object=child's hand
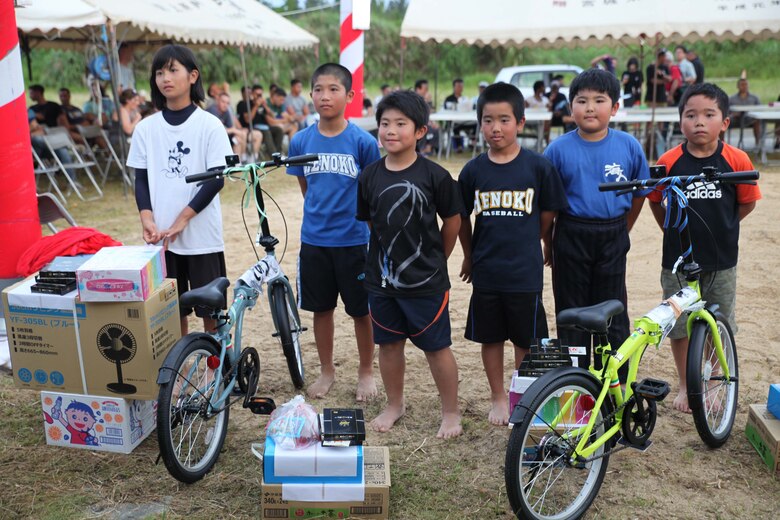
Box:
[543,242,553,267]
[459,257,472,283]
[140,213,160,244]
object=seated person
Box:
[83,83,117,129]
[266,88,297,145]
[28,84,64,128]
[525,80,549,109]
[283,78,312,129]
[29,109,76,181]
[237,84,285,156]
[119,89,142,138]
[57,87,87,145]
[728,78,761,146]
[206,92,263,161]
[444,78,476,153]
[414,78,439,155]
[548,83,575,133]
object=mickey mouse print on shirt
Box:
[163,140,191,178]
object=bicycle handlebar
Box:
[185,153,320,183]
[598,170,759,192]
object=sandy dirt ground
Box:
[1,159,779,519]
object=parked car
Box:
[494,64,583,102]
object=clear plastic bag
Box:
[265,395,320,450]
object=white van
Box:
[494,64,583,101]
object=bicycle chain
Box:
[561,394,636,464]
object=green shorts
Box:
[660,266,737,339]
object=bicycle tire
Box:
[271,283,304,389]
[687,311,738,448]
[505,369,612,520]
[157,338,230,483]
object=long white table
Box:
[747,110,780,164]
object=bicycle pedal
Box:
[634,378,670,402]
[618,437,653,452]
[245,396,276,415]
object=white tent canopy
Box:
[16,0,318,50]
[401,0,780,47]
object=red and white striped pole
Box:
[340,0,370,119]
[0,2,40,279]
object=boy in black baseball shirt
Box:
[357,91,464,439]
[459,83,568,425]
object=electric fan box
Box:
[40,391,157,454]
[78,279,180,400]
[2,276,86,393]
[76,245,166,302]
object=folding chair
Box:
[38,192,77,233]
[41,130,104,201]
[77,124,131,188]
[32,147,67,205]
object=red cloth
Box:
[15,226,122,276]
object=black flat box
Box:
[319,408,366,446]
[30,280,77,295]
[38,254,93,280]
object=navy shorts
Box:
[465,288,548,348]
[165,250,227,318]
[297,243,368,317]
[368,291,451,352]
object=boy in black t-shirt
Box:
[357,90,464,439]
[459,83,568,425]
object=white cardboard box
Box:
[262,436,363,484]
[77,245,166,302]
[41,391,156,454]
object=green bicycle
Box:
[156,153,317,483]
[504,167,759,519]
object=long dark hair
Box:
[149,44,205,110]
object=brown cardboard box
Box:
[745,404,780,477]
[3,277,180,399]
[3,276,86,393]
[260,446,391,520]
[79,279,180,400]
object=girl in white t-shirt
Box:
[127,44,233,335]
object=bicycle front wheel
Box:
[157,338,230,483]
[687,311,738,448]
[505,370,612,520]
[271,283,305,389]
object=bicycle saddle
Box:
[556,300,625,334]
[179,277,230,310]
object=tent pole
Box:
[239,44,256,161]
[399,37,405,89]
[19,32,32,81]
[105,20,129,197]
[433,43,439,111]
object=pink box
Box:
[509,371,536,413]
[77,246,166,302]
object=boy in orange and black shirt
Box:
[648,83,761,413]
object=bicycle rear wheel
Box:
[505,370,612,520]
[271,283,304,389]
[687,311,738,448]
[157,338,230,483]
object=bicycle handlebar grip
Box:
[185,170,224,183]
[284,153,319,166]
[718,170,759,183]
[598,180,639,192]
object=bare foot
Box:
[356,373,378,402]
[673,391,692,414]
[307,372,335,399]
[437,412,463,439]
[370,404,405,433]
[489,397,510,426]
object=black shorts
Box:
[297,243,368,317]
[165,250,227,318]
[465,288,548,348]
[368,291,451,352]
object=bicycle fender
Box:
[509,366,599,424]
[156,333,220,385]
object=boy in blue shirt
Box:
[459,83,568,425]
[287,63,382,401]
[357,91,464,438]
[543,69,650,380]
